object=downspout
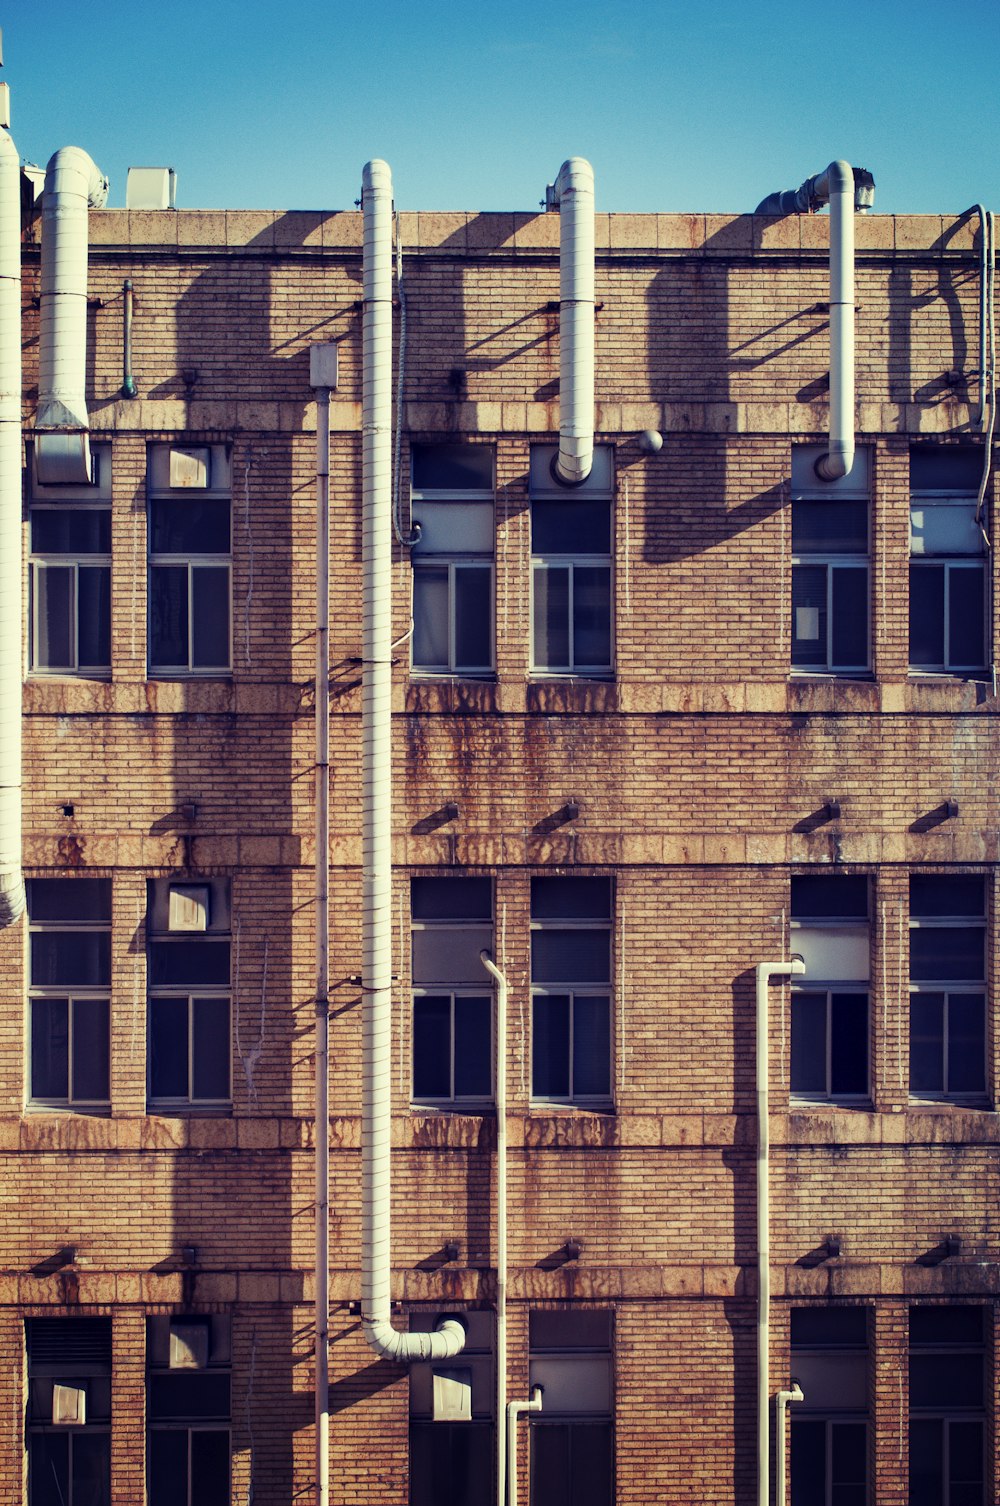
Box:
[775,1382,804,1506]
[360,158,464,1364]
[480,952,508,1506]
[546,158,595,486]
[755,957,805,1506]
[0,124,23,927]
[507,1387,543,1506]
[755,162,875,481]
[35,147,108,484]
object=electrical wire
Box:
[392,217,419,548]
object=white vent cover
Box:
[169,1320,210,1370]
[126,167,177,210]
[169,446,210,489]
[432,1367,473,1422]
[168,885,210,932]
[52,1384,86,1425]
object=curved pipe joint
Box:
[548,158,595,485]
[508,1387,544,1506]
[360,159,466,1366]
[0,129,24,927]
[776,1383,805,1506]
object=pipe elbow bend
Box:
[363,1315,466,1363]
[362,159,393,196]
[555,157,595,201]
[825,159,854,197]
[814,439,854,482]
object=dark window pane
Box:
[29,1433,69,1506]
[150,565,188,667]
[413,996,451,1099]
[32,508,110,554]
[412,567,449,668]
[908,1416,943,1506]
[910,1307,984,1345]
[949,1420,984,1490]
[78,566,111,668]
[410,1421,494,1506]
[149,998,189,1099]
[149,940,230,987]
[573,996,610,1097]
[532,929,610,984]
[148,1372,231,1420]
[529,1311,612,1348]
[532,878,612,921]
[791,876,868,920]
[190,1430,231,1506]
[191,998,230,1100]
[148,1431,188,1506]
[573,566,612,667]
[28,880,112,924]
[453,995,492,1097]
[949,565,985,668]
[34,564,74,668]
[533,995,570,1098]
[791,996,826,1095]
[454,566,492,670]
[792,499,868,553]
[910,994,944,1093]
[830,566,868,667]
[534,564,570,668]
[150,497,230,554]
[30,998,69,1099]
[948,996,986,1094]
[412,878,492,922]
[791,1419,826,1505]
[791,564,827,667]
[910,876,985,918]
[831,1421,867,1487]
[412,444,494,491]
[910,1353,983,1409]
[532,500,610,554]
[910,564,946,666]
[532,1424,572,1506]
[910,927,984,981]
[191,567,230,669]
[72,997,110,1101]
[830,992,868,1096]
[31,932,111,987]
[72,1433,110,1506]
[569,1422,614,1506]
[910,448,983,490]
[791,1308,868,1347]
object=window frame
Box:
[26,880,112,1112]
[27,444,112,680]
[146,1315,231,1506]
[790,876,871,1106]
[147,444,232,678]
[789,446,871,678]
[530,878,613,1108]
[909,453,989,677]
[529,444,615,680]
[409,446,495,678]
[27,1318,112,1506]
[410,877,494,1109]
[147,880,232,1113]
[909,878,988,1105]
[908,1307,986,1506]
[790,1308,869,1506]
[528,1310,614,1506]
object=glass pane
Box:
[532,929,610,984]
[410,502,493,556]
[573,566,612,667]
[149,1431,188,1506]
[412,878,492,922]
[573,996,611,1097]
[531,1424,571,1506]
[910,876,985,918]
[149,940,230,987]
[532,500,610,554]
[949,1420,984,1489]
[29,1433,69,1506]
[909,564,946,666]
[150,565,189,668]
[78,566,111,669]
[72,997,110,1101]
[910,927,984,981]
[569,1423,614,1506]
[533,995,570,1098]
[410,1421,494,1506]
[910,448,982,491]
[191,998,230,1100]
[190,1430,230,1506]
[790,995,826,1095]
[29,879,112,924]
[72,1432,110,1506]
[413,996,452,1099]
[910,994,944,1093]
[148,1372,231,1420]
[453,996,492,1097]
[35,564,74,668]
[792,499,868,552]
[31,932,111,987]
[533,564,570,668]
[412,926,493,985]
[831,1421,867,1486]
[149,997,189,1099]
[31,998,69,1099]
[830,566,868,668]
[454,566,492,670]
[791,564,827,667]
[830,992,868,1095]
[911,502,983,555]
[791,1308,868,1346]
[150,497,230,554]
[529,1311,612,1348]
[531,877,612,920]
[948,995,986,1094]
[412,444,494,491]
[791,876,869,920]
[32,508,111,554]
[413,567,450,669]
[908,1417,943,1506]
[790,1419,826,1505]
[910,1307,983,1344]
[191,568,230,670]
[910,1353,984,1409]
[949,564,986,668]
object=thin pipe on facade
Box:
[547,158,595,486]
[755,957,805,1506]
[480,951,508,1506]
[360,158,464,1364]
[121,280,137,399]
[968,205,996,542]
[507,1387,543,1506]
[0,124,23,928]
[775,1382,804,1506]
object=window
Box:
[531,877,612,1104]
[27,1317,111,1506]
[530,445,614,676]
[791,445,870,674]
[910,448,987,674]
[909,876,987,1103]
[147,1315,231,1506]
[410,1311,494,1506]
[412,877,493,1105]
[790,875,870,1102]
[529,1311,613,1506]
[148,444,231,674]
[147,878,231,1109]
[909,1307,985,1506]
[790,1308,868,1506]
[28,442,111,677]
[410,444,494,675]
[27,879,111,1109]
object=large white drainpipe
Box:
[0,126,23,928]
[35,147,108,485]
[480,952,508,1506]
[756,957,805,1506]
[360,158,464,1364]
[547,158,595,486]
[755,162,875,482]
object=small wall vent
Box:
[169,1319,210,1370]
[168,884,210,932]
[168,445,210,489]
[52,1384,86,1425]
[126,167,177,210]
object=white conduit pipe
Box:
[507,1387,543,1506]
[815,162,855,481]
[360,159,464,1364]
[775,1382,804,1506]
[550,158,595,486]
[756,957,805,1506]
[0,127,24,928]
[480,952,508,1506]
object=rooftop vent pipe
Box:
[756,162,874,482]
[360,158,464,1365]
[35,147,108,485]
[0,125,24,927]
[545,157,595,486]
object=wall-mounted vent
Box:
[52,1384,86,1425]
[126,167,177,210]
[168,446,210,489]
[168,884,210,933]
[432,1367,473,1421]
[169,1319,210,1370]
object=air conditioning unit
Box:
[52,1384,86,1425]
[169,446,210,489]
[169,1320,210,1370]
[432,1367,473,1422]
[168,885,210,932]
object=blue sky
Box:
[6,0,999,214]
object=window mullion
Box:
[447,562,457,673]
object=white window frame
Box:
[147,879,231,1112]
[909,883,987,1104]
[27,884,111,1111]
[27,443,112,680]
[790,877,871,1106]
[147,444,232,677]
[790,446,871,677]
[909,462,989,676]
[410,879,494,1108]
[530,554,614,676]
[410,450,495,678]
[411,559,494,676]
[790,554,870,674]
[147,986,232,1110]
[789,985,870,1103]
[530,881,613,1108]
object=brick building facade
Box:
[0,173,997,1505]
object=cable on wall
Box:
[392,219,418,549]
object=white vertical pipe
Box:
[756,957,805,1506]
[814,161,855,481]
[775,1383,804,1506]
[551,158,595,486]
[0,127,23,928]
[313,377,331,1506]
[480,952,508,1506]
[360,159,463,1364]
[36,147,107,436]
[507,1388,543,1506]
